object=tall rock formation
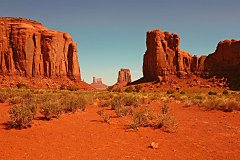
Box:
[90,77,108,90]
[142,29,240,89]
[0,17,81,80]
[118,69,131,84]
[143,29,205,80]
[205,39,240,89]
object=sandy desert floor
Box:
[1,99,240,160]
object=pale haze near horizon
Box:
[0,0,240,85]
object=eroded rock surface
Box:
[142,29,239,89]
[143,29,203,80]
[90,77,108,90]
[0,17,81,80]
[205,39,240,89]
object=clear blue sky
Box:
[1,0,240,85]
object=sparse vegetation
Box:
[67,85,79,91]
[180,91,185,94]
[135,85,143,92]
[17,83,29,89]
[208,91,217,95]
[40,102,63,120]
[8,105,36,129]
[167,90,174,94]
[223,90,229,95]
[97,109,110,124]
[125,87,134,93]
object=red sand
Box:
[0,101,240,160]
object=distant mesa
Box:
[114,68,131,87]
[90,77,108,90]
[0,17,93,90]
[141,29,240,89]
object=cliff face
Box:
[142,29,240,89]
[118,69,131,84]
[143,29,205,80]
[205,39,240,89]
[0,17,81,80]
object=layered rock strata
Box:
[0,17,81,80]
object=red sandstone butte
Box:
[143,29,205,80]
[90,77,108,90]
[0,17,81,80]
[118,69,131,83]
[205,39,240,89]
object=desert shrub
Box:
[107,86,114,92]
[110,95,124,110]
[40,102,63,120]
[128,106,134,115]
[112,88,121,92]
[0,92,8,103]
[8,105,36,129]
[218,99,240,112]
[208,91,217,95]
[97,109,110,124]
[222,90,229,95]
[114,106,128,117]
[60,84,66,90]
[129,106,155,130]
[8,96,23,105]
[167,90,174,94]
[184,99,193,107]
[125,87,134,93]
[200,98,221,110]
[67,85,79,91]
[135,85,143,92]
[102,100,111,107]
[122,94,143,107]
[155,113,177,131]
[150,93,161,100]
[61,95,86,113]
[180,91,185,94]
[195,95,204,100]
[161,103,169,114]
[17,83,29,89]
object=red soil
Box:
[0,101,240,159]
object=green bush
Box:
[180,91,185,94]
[97,109,110,124]
[8,105,36,129]
[0,92,8,103]
[114,106,128,117]
[222,90,229,95]
[40,102,63,120]
[60,84,66,90]
[125,87,134,93]
[129,106,155,130]
[8,96,23,105]
[17,83,29,89]
[107,86,114,92]
[135,85,143,92]
[67,85,79,91]
[61,95,86,113]
[167,90,174,94]
[208,91,217,95]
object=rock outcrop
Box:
[143,29,205,80]
[90,77,108,90]
[118,69,131,84]
[142,29,240,89]
[205,39,240,89]
[0,17,81,80]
